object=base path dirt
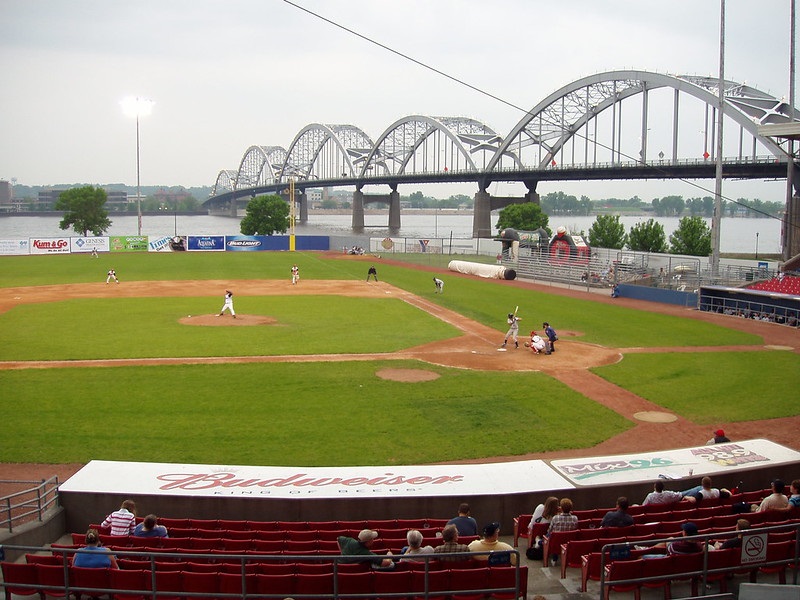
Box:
[1,275,798,483]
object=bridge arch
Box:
[488,70,791,171]
[281,124,375,183]
[211,170,239,196]
[234,145,288,191]
[362,115,520,178]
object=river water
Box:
[0,212,781,254]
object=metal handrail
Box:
[0,476,60,532]
[0,545,525,600]
[598,521,800,599]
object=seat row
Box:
[65,534,480,555]
[601,540,798,599]
[545,515,799,571]
[114,517,451,532]
[513,497,793,548]
[1,562,528,600]
[89,525,446,543]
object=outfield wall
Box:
[0,235,333,255]
[59,439,800,534]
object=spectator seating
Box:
[748,275,800,295]
[1,561,528,600]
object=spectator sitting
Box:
[643,481,684,507]
[667,522,704,554]
[546,498,579,565]
[447,502,478,537]
[600,496,634,528]
[133,514,169,538]
[101,499,137,536]
[789,479,800,509]
[713,519,751,550]
[642,522,703,558]
[337,529,394,568]
[681,476,720,502]
[72,528,119,569]
[707,429,731,444]
[547,498,578,536]
[468,522,517,565]
[433,524,470,562]
[400,530,434,561]
[752,479,790,512]
[529,496,559,532]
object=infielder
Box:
[433,277,444,293]
[218,290,236,318]
[366,265,378,282]
[291,264,299,285]
[106,269,119,284]
[502,311,521,348]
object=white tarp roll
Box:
[448,260,515,280]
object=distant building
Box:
[0,180,14,212]
[37,188,128,211]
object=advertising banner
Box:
[550,439,800,487]
[187,235,225,251]
[29,237,71,254]
[71,237,110,253]
[149,236,187,252]
[225,235,268,251]
[0,238,31,255]
[59,458,571,499]
[110,236,148,252]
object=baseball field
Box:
[0,250,798,475]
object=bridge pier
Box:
[472,181,540,238]
[351,186,400,233]
[388,186,400,232]
[298,191,308,223]
[352,189,365,232]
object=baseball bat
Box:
[514,305,519,316]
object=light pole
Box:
[121,97,154,236]
[755,231,759,260]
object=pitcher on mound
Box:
[218,290,236,318]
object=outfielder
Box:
[106,269,119,284]
[433,277,444,293]
[218,290,236,318]
[291,264,299,285]
[501,311,521,348]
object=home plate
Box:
[497,348,507,352]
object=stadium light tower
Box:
[121,97,154,236]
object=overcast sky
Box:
[0,0,795,201]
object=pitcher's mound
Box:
[376,368,440,382]
[180,314,278,326]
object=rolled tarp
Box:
[448,260,516,280]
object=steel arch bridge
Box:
[207,69,797,237]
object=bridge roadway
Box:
[204,157,795,237]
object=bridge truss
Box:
[210,70,797,201]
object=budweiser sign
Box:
[58,459,569,498]
[157,471,462,491]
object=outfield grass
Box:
[0,251,792,466]
[0,360,630,465]
[592,351,800,423]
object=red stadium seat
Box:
[450,567,489,600]
[373,570,413,600]
[109,568,151,600]
[336,571,374,597]
[1,562,40,600]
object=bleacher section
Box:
[749,275,800,295]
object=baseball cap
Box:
[482,522,500,537]
[681,522,698,536]
[714,429,725,437]
[358,529,378,542]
